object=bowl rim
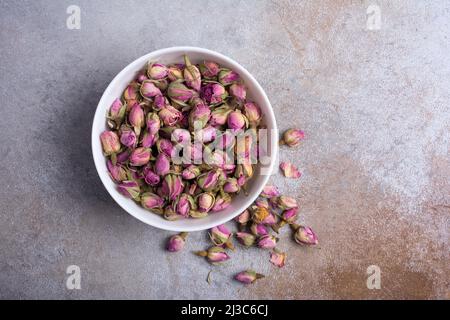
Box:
[91,46,278,231]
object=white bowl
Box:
[91,47,278,231]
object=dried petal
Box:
[280,161,301,179]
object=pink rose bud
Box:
[235,210,251,224]
[281,129,305,147]
[153,95,167,110]
[123,83,138,102]
[155,153,170,176]
[195,246,230,265]
[243,102,262,126]
[172,128,191,144]
[167,81,194,103]
[100,131,121,155]
[196,125,217,144]
[183,55,201,91]
[130,147,151,166]
[189,101,211,129]
[167,232,188,252]
[116,150,130,163]
[140,80,162,99]
[223,178,240,193]
[257,234,278,249]
[211,194,231,212]
[292,224,318,245]
[162,174,183,201]
[282,207,298,223]
[157,138,175,158]
[280,161,301,179]
[216,131,236,150]
[120,128,137,148]
[182,165,201,180]
[168,65,184,82]
[141,192,164,210]
[255,198,269,209]
[109,98,126,122]
[200,83,228,105]
[270,249,286,268]
[218,69,240,86]
[136,72,148,83]
[129,104,145,132]
[209,224,233,249]
[261,185,280,198]
[197,170,220,191]
[277,196,298,210]
[200,61,220,78]
[118,181,140,199]
[147,63,169,80]
[197,192,215,213]
[140,132,157,148]
[236,232,256,247]
[227,110,247,131]
[158,105,183,127]
[234,270,264,285]
[143,167,160,186]
[146,113,161,135]
[262,213,277,225]
[107,160,127,182]
[176,193,195,217]
[229,83,246,101]
[209,104,232,126]
[250,223,269,236]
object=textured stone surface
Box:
[0,0,448,299]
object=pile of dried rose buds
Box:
[100,55,265,219]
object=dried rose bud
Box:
[243,102,262,126]
[223,178,240,193]
[107,160,127,182]
[109,98,126,122]
[216,131,236,150]
[182,165,201,180]
[252,207,270,224]
[147,62,169,80]
[200,61,220,78]
[146,112,161,135]
[168,64,184,82]
[143,167,160,186]
[229,83,246,101]
[235,210,251,224]
[140,80,162,99]
[123,83,138,102]
[209,104,232,126]
[176,193,195,217]
[120,127,137,148]
[129,104,145,134]
[161,174,183,201]
[234,270,264,284]
[282,207,298,223]
[153,95,167,110]
[188,101,211,129]
[235,163,254,181]
[168,81,194,104]
[157,138,175,158]
[197,170,221,191]
[262,213,277,225]
[277,196,298,210]
[255,198,269,209]
[159,105,183,127]
[140,132,157,148]
[250,223,269,237]
[236,232,256,247]
[195,192,214,213]
[183,55,201,91]
[281,129,305,147]
[257,234,278,249]
[227,110,247,131]
[167,232,188,252]
[261,185,280,198]
[136,71,148,83]
[155,153,171,176]
[141,192,164,210]
[195,246,230,264]
[218,69,239,86]
[118,181,140,199]
[116,150,130,163]
[270,249,286,268]
[280,161,301,179]
[130,147,151,166]
[172,128,191,144]
[196,126,217,144]
[292,224,318,245]
[211,193,231,212]
[201,83,228,105]
[100,131,120,155]
[210,224,234,249]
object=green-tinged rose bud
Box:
[200,61,220,78]
[270,249,286,268]
[209,224,234,249]
[195,246,230,265]
[243,102,262,126]
[168,80,194,105]
[197,192,215,213]
[277,196,298,210]
[109,98,126,123]
[147,62,169,80]
[291,224,318,245]
[183,55,201,91]
[167,232,188,252]
[234,270,264,284]
[235,232,256,247]
[100,131,120,155]
[197,170,221,191]
[130,147,151,166]
[141,192,164,210]
[140,80,162,99]
[218,69,240,86]
[280,128,305,147]
[257,234,278,249]
[209,104,232,126]
[118,181,140,199]
[168,64,184,81]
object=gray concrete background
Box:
[0,0,449,299]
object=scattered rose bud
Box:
[292,224,318,245]
[195,246,230,265]
[270,249,286,268]
[157,138,175,158]
[210,224,234,249]
[250,223,269,236]
[281,129,305,147]
[236,232,256,247]
[261,185,280,198]
[100,131,121,155]
[277,196,298,210]
[280,161,301,179]
[235,210,251,225]
[130,147,151,166]
[234,270,264,284]
[252,207,270,224]
[167,232,188,252]
[257,234,278,249]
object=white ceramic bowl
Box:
[92,47,278,231]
